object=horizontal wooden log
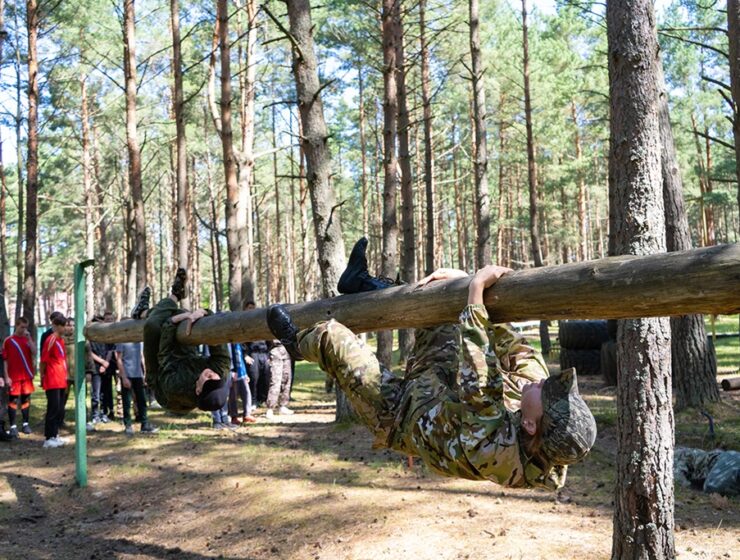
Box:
[84,243,740,345]
[721,377,740,391]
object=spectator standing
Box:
[244,300,271,407]
[0,374,10,441]
[40,315,69,448]
[89,316,110,424]
[100,311,117,420]
[228,343,256,425]
[115,329,157,436]
[2,317,37,437]
[264,341,293,419]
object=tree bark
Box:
[236,0,257,305]
[22,0,39,332]
[358,66,369,236]
[607,1,675,558]
[123,0,147,300]
[171,0,189,287]
[469,0,491,267]
[284,0,346,299]
[420,0,436,275]
[87,243,740,344]
[81,76,96,320]
[658,61,720,410]
[13,7,23,324]
[0,0,9,338]
[216,0,243,312]
[571,100,588,261]
[396,5,415,362]
[728,0,740,220]
[376,0,401,368]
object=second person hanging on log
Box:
[266,238,597,489]
[132,269,231,414]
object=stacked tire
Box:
[558,320,611,377]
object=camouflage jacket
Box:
[144,301,231,414]
[404,304,566,490]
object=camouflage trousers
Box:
[674,447,740,497]
[297,320,461,451]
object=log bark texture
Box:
[607,0,675,557]
[85,244,740,344]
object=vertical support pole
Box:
[74,259,94,487]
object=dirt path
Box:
[0,375,738,560]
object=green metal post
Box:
[74,259,94,487]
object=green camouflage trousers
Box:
[297,305,564,489]
[675,447,740,496]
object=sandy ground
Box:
[0,376,738,560]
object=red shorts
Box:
[8,377,35,396]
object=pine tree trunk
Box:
[469,0,491,267]
[728,0,740,220]
[284,0,346,298]
[81,76,96,320]
[0,2,9,338]
[236,0,257,305]
[171,0,189,286]
[22,0,40,331]
[216,0,243,312]
[658,61,719,410]
[571,100,588,261]
[123,0,147,298]
[358,67,369,237]
[376,0,401,368]
[396,6,415,362]
[607,1,675,557]
[420,0,436,275]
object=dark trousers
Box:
[44,389,65,440]
[228,377,252,419]
[122,377,148,426]
[248,352,270,404]
[101,370,114,416]
[91,374,102,418]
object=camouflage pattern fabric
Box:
[298,303,566,490]
[675,447,740,497]
[143,298,231,414]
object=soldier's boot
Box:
[171,268,187,301]
[131,286,151,319]
[337,237,398,294]
[266,305,303,361]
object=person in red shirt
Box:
[40,315,69,448]
[2,317,37,438]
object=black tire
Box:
[560,347,601,376]
[601,341,618,386]
[558,320,610,350]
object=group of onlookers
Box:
[0,300,298,443]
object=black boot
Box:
[337,237,396,294]
[267,305,303,361]
[0,423,11,442]
[171,268,187,301]
[131,286,151,319]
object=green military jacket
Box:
[399,304,566,490]
[144,300,231,414]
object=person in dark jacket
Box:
[133,269,231,415]
[243,301,272,406]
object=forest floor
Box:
[0,328,738,560]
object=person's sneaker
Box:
[43,438,64,449]
[131,286,152,319]
[231,416,242,425]
[100,414,110,424]
[278,406,294,416]
[0,429,12,442]
[8,426,18,439]
[124,424,135,437]
[171,267,188,301]
[266,305,303,361]
[21,423,32,435]
[86,422,95,432]
[140,422,159,434]
[265,409,275,420]
[213,422,226,430]
[54,436,69,445]
[337,237,397,294]
[242,415,257,423]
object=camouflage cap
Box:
[539,368,597,465]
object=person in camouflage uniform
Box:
[674,447,740,497]
[135,270,231,414]
[268,258,598,490]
